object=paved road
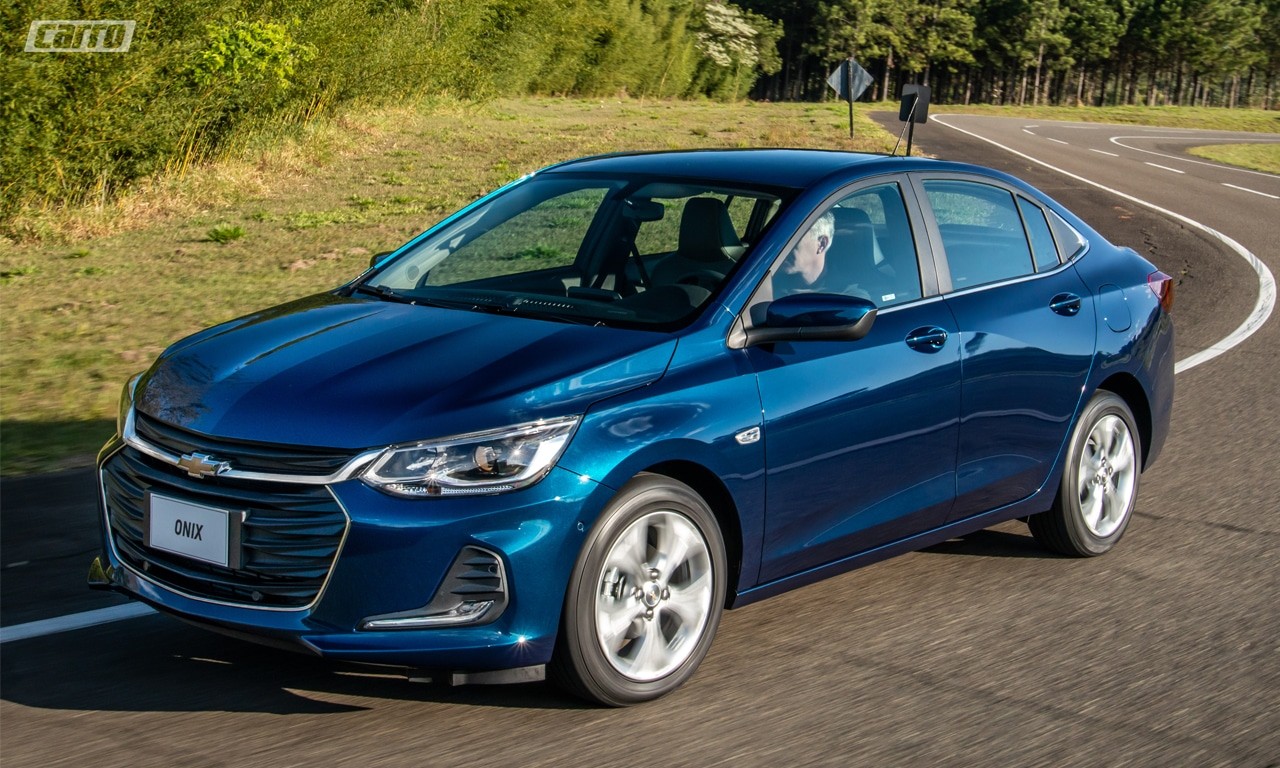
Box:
[2,115,1278,767]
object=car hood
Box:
[136,293,677,450]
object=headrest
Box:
[678,197,743,262]
[829,206,882,265]
[832,206,873,232]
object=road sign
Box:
[827,59,873,102]
[896,85,932,157]
[827,58,872,138]
[899,84,931,123]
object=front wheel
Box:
[1029,391,1142,556]
[551,473,727,706]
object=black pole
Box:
[903,89,920,156]
[846,59,854,138]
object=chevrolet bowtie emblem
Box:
[177,452,231,479]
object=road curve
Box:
[2,116,1278,768]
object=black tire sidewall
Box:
[1056,392,1143,556]
[557,473,727,706]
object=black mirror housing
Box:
[745,293,877,347]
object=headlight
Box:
[117,373,143,436]
[361,416,580,497]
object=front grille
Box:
[134,411,355,476]
[103,446,347,608]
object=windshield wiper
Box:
[495,297,612,327]
[351,283,414,304]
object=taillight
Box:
[1148,271,1174,313]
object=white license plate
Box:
[146,493,237,568]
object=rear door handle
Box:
[1050,292,1082,316]
[906,326,948,353]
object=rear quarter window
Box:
[1017,197,1061,272]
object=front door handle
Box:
[1050,292,1082,316]
[906,326,948,353]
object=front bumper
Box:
[93,445,610,671]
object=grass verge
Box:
[0,97,897,475]
[1186,143,1280,174]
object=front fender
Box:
[556,337,766,591]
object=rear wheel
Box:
[1030,391,1142,556]
[551,473,726,706]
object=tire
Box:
[550,473,727,706]
[1029,391,1142,557]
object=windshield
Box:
[363,173,788,329]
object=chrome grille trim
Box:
[121,408,383,486]
[98,443,353,614]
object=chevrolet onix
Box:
[91,150,1174,705]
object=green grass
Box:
[933,104,1280,133]
[0,96,897,475]
[1186,143,1280,173]
[207,224,247,243]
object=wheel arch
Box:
[1097,373,1152,470]
[643,460,744,607]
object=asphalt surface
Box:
[2,114,1278,767]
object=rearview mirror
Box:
[622,199,665,223]
[370,250,395,268]
[744,293,877,347]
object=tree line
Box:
[740,0,1280,108]
[5,0,1275,228]
[1,0,780,225]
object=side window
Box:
[923,180,1035,289]
[1017,197,1061,272]
[772,182,921,307]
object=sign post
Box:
[826,58,873,139]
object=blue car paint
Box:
[137,294,677,448]
[943,262,1097,519]
[93,150,1174,673]
[750,299,964,582]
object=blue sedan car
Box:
[91,149,1174,705]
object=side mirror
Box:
[744,293,877,347]
[370,250,395,269]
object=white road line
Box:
[1222,183,1280,200]
[1145,162,1186,174]
[1111,136,1280,180]
[1047,138,1069,145]
[0,603,156,644]
[1023,128,1036,135]
[1091,149,1120,157]
[933,114,1275,376]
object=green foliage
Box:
[743,0,1276,106]
[0,0,779,233]
[191,19,315,89]
[207,223,246,242]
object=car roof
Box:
[541,149,941,189]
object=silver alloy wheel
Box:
[1077,413,1137,538]
[594,509,714,682]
